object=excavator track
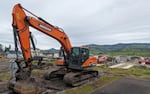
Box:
[63,70,99,86]
[44,66,67,80]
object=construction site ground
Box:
[0,58,150,94]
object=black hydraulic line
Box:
[20,4,39,18]
[29,32,36,50]
[61,47,68,65]
[38,17,54,27]
[12,25,22,71]
[12,25,19,60]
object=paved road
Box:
[91,78,150,94]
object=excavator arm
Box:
[12,4,72,64]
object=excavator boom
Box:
[12,4,72,63]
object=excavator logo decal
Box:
[16,13,21,20]
[39,24,52,32]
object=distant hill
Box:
[85,43,150,56]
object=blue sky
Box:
[0,0,150,49]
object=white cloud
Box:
[0,0,150,49]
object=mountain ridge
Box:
[84,43,150,56]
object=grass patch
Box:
[31,69,45,76]
[0,72,10,81]
[0,58,11,63]
[93,66,150,79]
[65,76,121,94]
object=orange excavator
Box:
[10,3,99,93]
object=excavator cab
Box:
[56,46,97,69]
[68,47,89,70]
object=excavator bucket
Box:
[13,78,39,94]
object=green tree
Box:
[4,45,11,52]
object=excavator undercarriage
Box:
[44,66,100,86]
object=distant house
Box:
[7,50,22,58]
[30,48,60,58]
[31,48,43,57]
[41,48,60,58]
[7,50,16,58]
[114,56,131,63]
